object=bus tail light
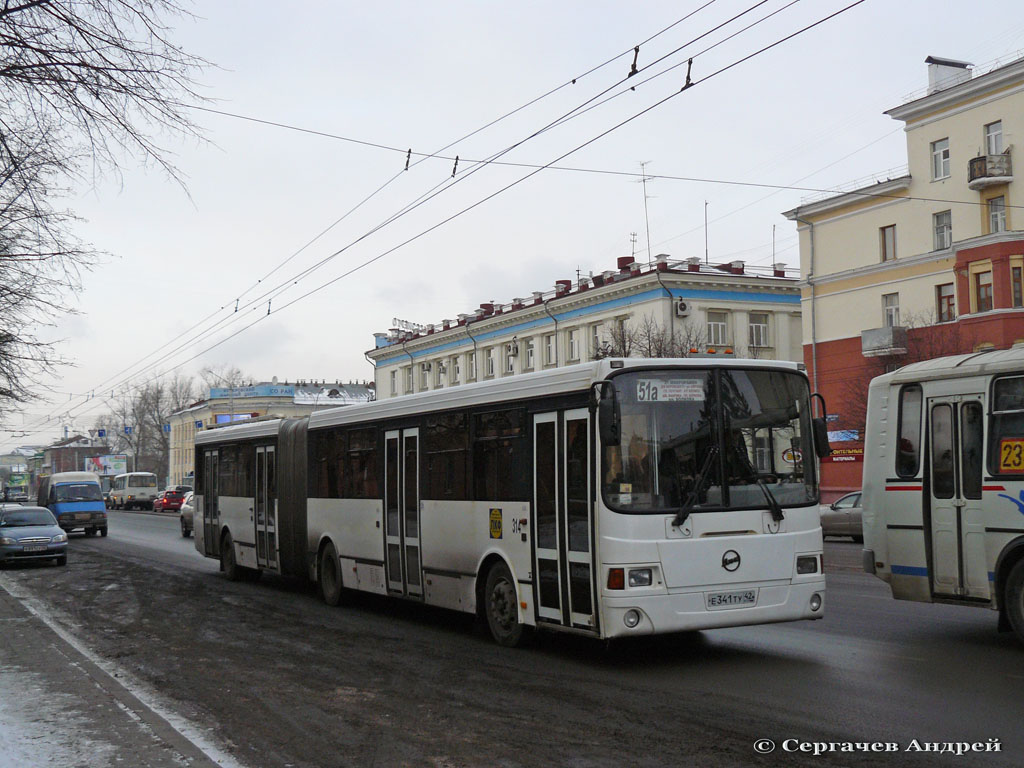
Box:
[607,568,625,590]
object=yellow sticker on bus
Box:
[489,508,502,539]
[999,438,1024,473]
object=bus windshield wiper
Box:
[756,478,785,522]
[673,446,718,528]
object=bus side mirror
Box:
[598,391,621,446]
[813,417,831,458]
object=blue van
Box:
[37,471,108,537]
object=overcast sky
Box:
[4,0,1023,450]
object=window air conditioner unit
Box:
[421,362,431,372]
[675,299,691,318]
[506,342,519,356]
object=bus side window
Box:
[989,375,1024,476]
[896,384,923,478]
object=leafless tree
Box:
[837,310,980,436]
[0,1,208,423]
[593,315,733,360]
[94,373,195,480]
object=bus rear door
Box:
[927,395,989,600]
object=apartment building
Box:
[368,255,802,398]
[784,54,1024,497]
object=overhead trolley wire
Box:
[18,1,871,437]
[59,0,870,417]
[9,5,726,437]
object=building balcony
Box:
[968,152,1013,190]
[861,326,908,357]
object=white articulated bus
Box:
[194,358,829,645]
[862,345,1024,643]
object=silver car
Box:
[179,491,194,538]
[820,491,863,542]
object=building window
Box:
[985,121,1003,155]
[567,328,579,361]
[390,370,397,396]
[933,210,952,250]
[405,367,413,393]
[989,196,1006,233]
[706,311,728,346]
[936,283,955,323]
[748,312,769,348]
[1013,266,1023,308]
[420,364,429,389]
[544,334,555,365]
[883,293,900,327]
[452,356,460,385]
[931,138,950,179]
[590,324,601,357]
[880,225,896,261]
[505,344,515,374]
[468,352,477,381]
[525,339,534,370]
[435,362,445,388]
[485,348,495,377]
[975,271,993,313]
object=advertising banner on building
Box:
[83,454,128,475]
[209,384,295,399]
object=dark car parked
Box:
[0,506,68,566]
[153,489,185,513]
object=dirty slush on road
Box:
[0,545,923,768]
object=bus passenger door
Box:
[203,450,220,559]
[254,445,278,571]
[532,410,596,631]
[928,396,988,600]
[384,428,422,598]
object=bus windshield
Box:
[602,368,817,513]
[55,483,102,502]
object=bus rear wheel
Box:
[1005,559,1024,643]
[319,542,343,606]
[484,562,526,647]
[221,532,240,581]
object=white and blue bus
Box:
[862,345,1024,643]
[194,358,829,645]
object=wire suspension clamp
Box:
[451,155,459,177]
[628,46,639,77]
[404,148,411,171]
[681,58,693,91]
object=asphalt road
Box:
[1,511,1021,768]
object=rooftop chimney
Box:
[730,260,745,274]
[773,262,787,278]
[925,56,972,95]
[686,256,701,272]
[555,280,572,296]
[532,290,545,305]
[617,256,633,271]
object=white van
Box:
[109,472,159,510]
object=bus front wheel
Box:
[319,542,343,606]
[1005,559,1024,643]
[484,562,526,647]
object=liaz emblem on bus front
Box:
[489,508,502,539]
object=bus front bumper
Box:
[601,578,826,639]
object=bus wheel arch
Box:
[477,555,528,647]
[317,537,344,606]
[994,537,1024,637]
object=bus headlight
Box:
[623,609,642,628]
[809,593,822,612]
[796,556,818,574]
[628,568,652,587]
